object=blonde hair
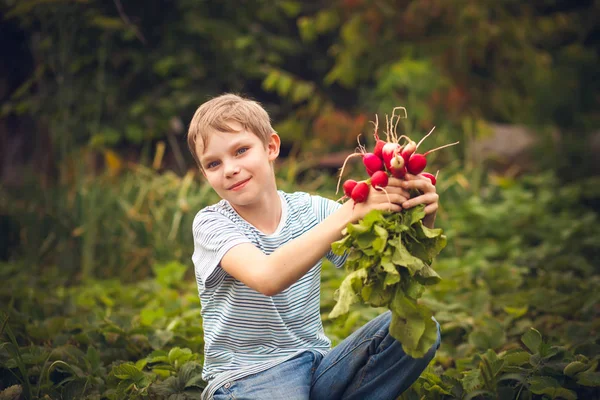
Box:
[187,93,274,169]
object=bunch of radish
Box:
[329,107,458,358]
[336,107,458,205]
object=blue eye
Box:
[206,161,219,169]
[237,147,248,155]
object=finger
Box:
[373,192,408,205]
[424,203,438,215]
[405,173,430,182]
[402,193,439,209]
[376,202,402,213]
[376,186,411,198]
[402,177,435,193]
[386,177,406,187]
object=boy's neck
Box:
[230,188,282,235]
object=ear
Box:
[267,132,281,162]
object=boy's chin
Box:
[222,191,255,206]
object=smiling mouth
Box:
[228,178,250,190]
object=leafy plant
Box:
[330,205,446,357]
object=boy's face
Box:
[198,121,280,206]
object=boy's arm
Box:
[221,181,410,296]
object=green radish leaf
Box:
[415,264,441,285]
[380,257,400,286]
[392,242,427,275]
[366,279,394,307]
[331,235,352,256]
[329,269,367,318]
[329,202,447,358]
[361,284,373,302]
[404,279,424,300]
[346,221,370,235]
[405,205,427,226]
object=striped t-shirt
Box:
[191,190,347,399]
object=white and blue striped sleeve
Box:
[191,210,251,288]
[310,195,349,269]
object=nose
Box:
[224,160,241,178]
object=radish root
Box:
[336,152,364,194]
[423,141,460,156]
[376,186,393,211]
[371,114,380,141]
[416,126,436,149]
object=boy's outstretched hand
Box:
[351,176,409,221]
[399,173,438,228]
[350,174,438,229]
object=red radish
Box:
[363,153,384,176]
[390,165,407,179]
[373,139,386,159]
[370,170,389,188]
[343,179,358,197]
[381,142,401,170]
[400,140,416,163]
[421,172,436,185]
[351,182,370,203]
[407,154,427,174]
[407,141,460,175]
[389,154,407,178]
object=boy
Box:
[187,94,441,400]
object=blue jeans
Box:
[213,311,441,400]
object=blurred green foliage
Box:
[1,0,598,175]
[1,167,599,398]
[1,1,599,398]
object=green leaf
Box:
[388,288,437,357]
[346,221,370,235]
[379,257,400,287]
[331,235,352,256]
[404,279,424,300]
[501,350,530,367]
[503,306,529,318]
[372,224,389,252]
[415,264,441,285]
[365,278,394,307]
[329,269,368,318]
[362,210,386,228]
[461,369,483,392]
[576,370,600,387]
[355,231,378,250]
[527,376,578,399]
[168,347,193,369]
[391,242,427,275]
[563,361,589,377]
[405,205,427,226]
[521,328,542,353]
[86,346,100,372]
[113,363,143,380]
[149,329,174,350]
